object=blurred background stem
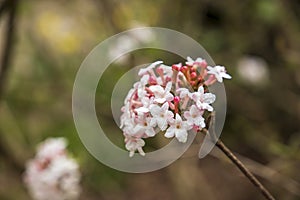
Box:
[0,0,22,174]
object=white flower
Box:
[207,65,232,82]
[134,96,154,115]
[138,61,163,76]
[190,86,216,111]
[165,114,192,143]
[186,56,206,66]
[150,102,174,131]
[184,105,206,128]
[24,138,81,200]
[133,116,156,137]
[125,137,145,157]
[149,82,174,104]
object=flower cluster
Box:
[23,138,81,200]
[120,57,231,157]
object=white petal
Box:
[150,105,161,116]
[154,98,166,104]
[157,119,168,131]
[197,86,204,94]
[175,113,182,123]
[137,147,145,156]
[135,107,149,114]
[146,128,156,137]
[203,93,216,104]
[165,82,172,92]
[175,129,187,143]
[149,85,164,94]
[161,102,169,111]
[222,73,232,79]
[164,127,175,138]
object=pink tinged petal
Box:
[207,66,213,71]
[165,93,174,101]
[183,111,191,120]
[167,116,175,124]
[165,127,175,138]
[161,102,169,111]
[166,110,174,119]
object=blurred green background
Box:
[0,0,299,199]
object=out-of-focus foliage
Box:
[0,0,299,199]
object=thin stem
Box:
[203,112,275,199]
[215,139,275,200]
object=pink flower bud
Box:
[190,72,197,79]
[174,96,180,103]
[180,66,188,72]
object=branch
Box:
[215,139,275,200]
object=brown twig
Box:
[203,112,275,199]
[215,139,275,200]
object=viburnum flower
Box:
[184,105,206,128]
[120,57,231,157]
[133,116,156,137]
[189,86,216,112]
[23,138,81,200]
[165,113,193,143]
[207,65,232,82]
[125,136,146,157]
[150,102,174,131]
[149,81,174,104]
[186,56,207,67]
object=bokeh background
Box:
[0,0,299,199]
